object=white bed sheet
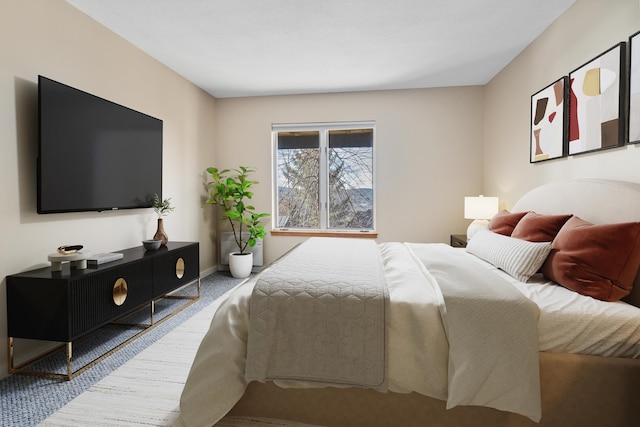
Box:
[463,248,640,358]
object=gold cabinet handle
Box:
[176,258,185,279]
[113,278,128,306]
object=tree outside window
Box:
[274,122,375,231]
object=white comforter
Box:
[180,242,543,427]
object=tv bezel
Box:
[37,75,163,214]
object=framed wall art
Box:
[530,76,568,163]
[568,42,626,155]
[629,31,640,144]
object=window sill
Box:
[271,229,378,238]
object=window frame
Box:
[271,121,377,235]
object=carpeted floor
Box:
[0,271,245,427]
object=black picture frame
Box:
[628,31,640,144]
[568,42,626,155]
[530,76,569,163]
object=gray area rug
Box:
[0,271,245,427]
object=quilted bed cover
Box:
[180,239,541,427]
[245,238,388,390]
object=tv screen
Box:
[37,76,162,214]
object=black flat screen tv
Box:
[37,75,163,214]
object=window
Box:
[273,122,375,232]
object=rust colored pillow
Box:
[488,210,528,236]
[511,212,572,242]
[541,216,640,301]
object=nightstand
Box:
[450,234,468,248]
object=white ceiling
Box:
[64,0,575,98]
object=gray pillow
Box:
[466,228,552,282]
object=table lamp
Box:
[464,195,499,240]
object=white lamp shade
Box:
[464,196,499,240]
[464,196,499,220]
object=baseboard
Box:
[200,265,218,278]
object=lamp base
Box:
[467,219,489,240]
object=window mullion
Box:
[318,131,329,229]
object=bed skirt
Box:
[227,352,640,427]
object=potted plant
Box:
[152,193,174,245]
[206,166,270,278]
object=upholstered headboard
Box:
[512,179,640,224]
[512,179,640,308]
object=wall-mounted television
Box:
[37,75,163,214]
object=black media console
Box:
[6,241,200,380]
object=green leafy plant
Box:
[206,166,270,254]
[152,193,175,218]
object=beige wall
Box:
[0,0,217,378]
[484,0,640,208]
[214,87,485,264]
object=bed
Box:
[180,179,640,427]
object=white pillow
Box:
[466,228,552,282]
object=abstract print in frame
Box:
[530,76,568,163]
[629,31,640,144]
[568,42,626,155]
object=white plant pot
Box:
[228,252,253,278]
